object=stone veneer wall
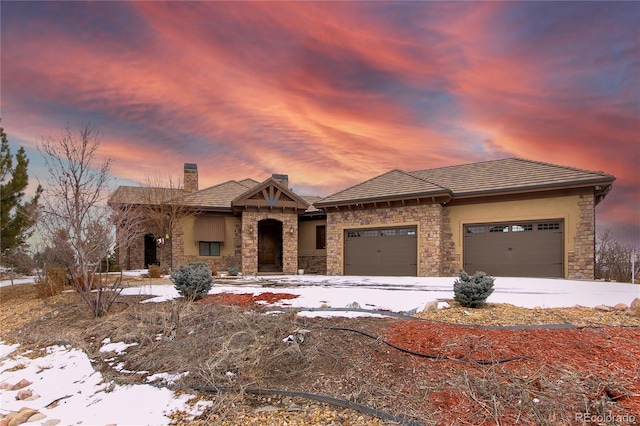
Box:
[172,217,243,274]
[241,211,299,275]
[119,232,169,271]
[568,194,596,280]
[298,255,327,274]
[325,204,445,276]
[120,235,144,270]
[440,207,460,276]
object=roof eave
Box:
[316,191,452,208]
[452,179,615,200]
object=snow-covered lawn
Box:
[1,274,638,425]
[124,274,640,311]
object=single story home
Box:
[109,158,615,279]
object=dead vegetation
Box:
[1,283,639,425]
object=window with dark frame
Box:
[199,241,221,256]
[489,225,509,233]
[316,225,326,249]
[538,222,561,231]
[466,226,485,234]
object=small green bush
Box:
[453,270,495,308]
[171,262,213,301]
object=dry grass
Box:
[1,283,639,425]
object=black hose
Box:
[271,306,640,330]
[192,385,425,426]
[324,326,530,365]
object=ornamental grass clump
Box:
[453,270,495,308]
[171,262,213,301]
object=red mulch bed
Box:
[385,321,640,423]
[198,292,299,307]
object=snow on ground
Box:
[1,273,638,425]
[0,342,211,425]
[122,274,640,312]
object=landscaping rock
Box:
[9,379,31,391]
[26,412,46,423]
[421,300,438,313]
[5,407,38,426]
[629,297,640,317]
[594,305,612,312]
[614,303,628,311]
[15,389,32,401]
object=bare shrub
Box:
[35,267,68,298]
[148,264,161,278]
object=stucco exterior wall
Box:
[298,219,327,274]
[172,215,242,273]
[241,211,299,275]
[325,204,444,276]
[446,191,595,279]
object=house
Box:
[109,158,615,279]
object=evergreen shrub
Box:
[171,262,213,301]
[453,270,495,308]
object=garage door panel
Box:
[345,227,417,276]
[464,221,563,278]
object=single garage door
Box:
[463,220,563,277]
[344,226,417,276]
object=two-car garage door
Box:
[463,220,563,277]
[343,220,563,278]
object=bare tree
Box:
[38,124,121,317]
[596,230,639,283]
[138,175,195,272]
[109,199,146,270]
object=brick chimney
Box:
[184,163,198,192]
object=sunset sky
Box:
[1,1,638,245]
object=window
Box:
[380,229,397,236]
[199,242,220,256]
[512,224,533,232]
[398,228,417,236]
[363,230,378,237]
[466,226,485,234]
[316,225,326,249]
[346,231,361,238]
[489,225,509,233]
[538,222,560,231]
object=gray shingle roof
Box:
[316,169,451,206]
[300,195,323,213]
[238,178,260,188]
[180,180,260,209]
[317,158,615,207]
[111,177,323,212]
[109,186,182,205]
[410,158,615,196]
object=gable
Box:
[232,177,309,213]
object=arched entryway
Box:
[258,219,283,272]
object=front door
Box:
[144,234,158,268]
[258,219,283,272]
